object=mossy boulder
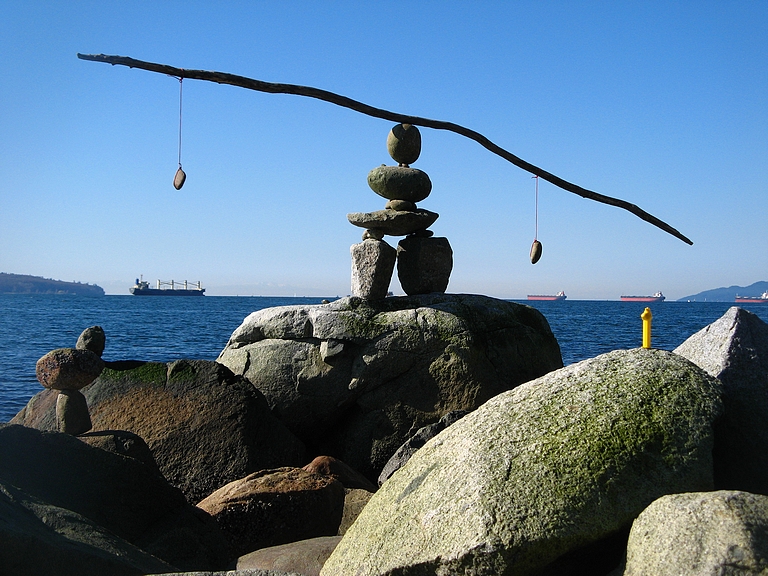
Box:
[12,359,306,503]
[217,293,562,482]
[320,349,723,576]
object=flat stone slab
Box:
[347,209,438,237]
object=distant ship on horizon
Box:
[528,291,567,301]
[735,291,768,304]
[130,276,205,296]
[620,292,665,303]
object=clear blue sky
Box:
[1,2,765,299]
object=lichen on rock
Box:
[217,293,563,481]
[320,348,723,576]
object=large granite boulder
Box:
[0,423,229,571]
[320,349,723,576]
[217,293,562,480]
[674,306,768,494]
[12,359,306,503]
[198,467,345,558]
[0,480,176,576]
[623,491,768,575]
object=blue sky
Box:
[1,2,765,299]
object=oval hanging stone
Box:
[387,124,421,166]
[173,167,186,190]
[530,240,542,264]
[367,166,431,203]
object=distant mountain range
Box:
[678,281,768,302]
[0,273,104,296]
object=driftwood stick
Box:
[77,52,692,245]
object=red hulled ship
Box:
[620,292,665,303]
[528,291,567,301]
[735,291,768,304]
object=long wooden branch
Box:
[77,52,692,245]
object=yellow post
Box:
[641,307,652,349]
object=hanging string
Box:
[177,77,183,169]
[530,175,542,264]
[172,77,186,190]
[533,174,539,241]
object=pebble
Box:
[530,240,542,264]
[367,166,432,203]
[363,229,385,240]
[385,199,417,212]
[76,326,106,357]
[386,124,421,166]
[36,348,105,391]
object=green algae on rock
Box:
[320,348,723,576]
[12,360,306,504]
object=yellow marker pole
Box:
[641,307,653,349]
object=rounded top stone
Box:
[387,124,421,165]
[76,325,106,357]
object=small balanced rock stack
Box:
[348,124,453,299]
[35,326,106,435]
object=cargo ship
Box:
[528,291,567,301]
[735,291,768,304]
[130,276,205,296]
[620,292,665,303]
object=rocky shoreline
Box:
[3,295,768,575]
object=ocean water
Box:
[2,294,767,423]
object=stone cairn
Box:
[347,124,453,299]
[35,326,105,435]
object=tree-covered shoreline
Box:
[0,273,104,296]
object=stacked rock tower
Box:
[348,124,453,299]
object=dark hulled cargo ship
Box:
[130,277,205,296]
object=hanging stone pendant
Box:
[173,166,186,190]
[530,239,542,264]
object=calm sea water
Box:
[2,294,767,423]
